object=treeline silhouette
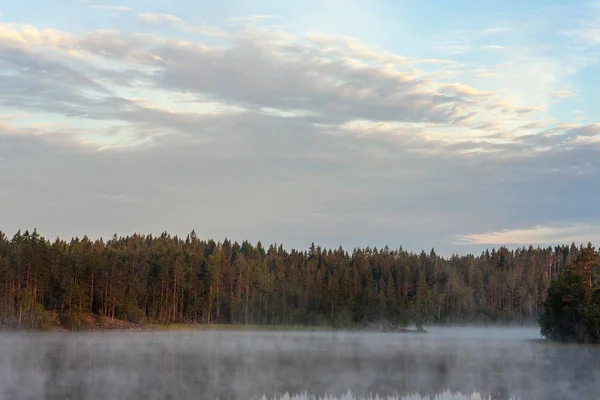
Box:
[0,229,590,329]
[539,244,600,343]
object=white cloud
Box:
[456,224,600,246]
[0,22,73,48]
[481,45,506,50]
[471,69,500,79]
[0,19,596,157]
[417,58,460,65]
[1,15,600,252]
[441,83,493,97]
[137,13,182,26]
[553,90,576,98]
[566,2,600,46]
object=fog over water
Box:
[1,327,599,400]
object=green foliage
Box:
[118,303,147,324]
[0,229,596,330]
[59,312,88,331]
[539,268,586,341]
[31,304,55,329]
[539,245,600,343]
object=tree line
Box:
[539,244,600,343]
[0,229,591,330]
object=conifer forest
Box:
[2,229,596,331]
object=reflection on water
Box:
[1,328,599,400]
[255,391,513,400]
[256,392,505,400]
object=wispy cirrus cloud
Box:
[456,224,600,246]
[553,90,576,98]
[471,69,500,79]
[137,13,182,26]
[481,45,506,50]
[565,2,600,46]
[1,16,598,157]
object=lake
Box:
[1,327,599,400]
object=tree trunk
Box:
[90,273,94,313]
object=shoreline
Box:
[1,315,429,333]
[1,313,538,333]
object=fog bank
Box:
[1,328,599,400]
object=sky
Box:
[1,0,600,255]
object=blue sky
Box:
[1,0,600,255]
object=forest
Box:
[0,229,594,330]
[539,244,600,343]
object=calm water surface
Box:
[1,327,599,400]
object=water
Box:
[1,327,599,400]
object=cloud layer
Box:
[0,7,599,254]
[457,224,600,246]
